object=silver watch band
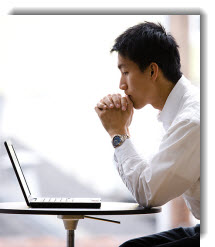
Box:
[120,134,129,142]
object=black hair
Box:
[111,22,182,84]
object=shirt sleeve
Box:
[114,119,200,207]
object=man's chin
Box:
[129,96,138,109]
[129,96,145,109]
[134,105,142,110]
[134,102,147,110]
[133,102,141,110]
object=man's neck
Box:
[151,79,175,111]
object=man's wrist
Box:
[108,129,128,139]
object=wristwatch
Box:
[112,134,130,148]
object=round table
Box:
[0,202,161,247]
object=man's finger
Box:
[97,102,107,110]
[112,94,122,108]
[103,96,114,108]
[121,97,128,111]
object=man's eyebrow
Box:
[118,64,127,69]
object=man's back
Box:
[158,75,200,219]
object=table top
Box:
[0,202,161,216]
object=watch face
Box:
[113,136,122,147]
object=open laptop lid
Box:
[4,141,31,206]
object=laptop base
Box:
[30,202,101,208]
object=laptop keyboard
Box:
[32,198,100,203]
[33,198,75,203]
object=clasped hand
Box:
[95,94,134,138]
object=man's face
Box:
[118,54,155,109]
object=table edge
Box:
[0,202,162,215]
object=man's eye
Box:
[123,72,128,75]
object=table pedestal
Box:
[58,215,121,247]
[58,215,84,247]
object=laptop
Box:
[4,141,101,208]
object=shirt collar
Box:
[157,75,191,131]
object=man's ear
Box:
[150,63,158,80]
[151,67,154,76]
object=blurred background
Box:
[0,15,200,247]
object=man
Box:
[95,22,200,246]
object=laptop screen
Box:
[4,141,31,205]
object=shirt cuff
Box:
[114,138,139,164]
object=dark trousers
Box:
[119,224,200,247]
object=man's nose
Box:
[119,77,127,90]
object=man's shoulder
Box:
[177,83,200,124]
[172,105,200,133]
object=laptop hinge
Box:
[28,195,34,202]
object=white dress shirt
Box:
[114,75,200,220]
